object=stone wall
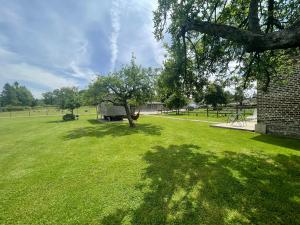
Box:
[256,64,300,139]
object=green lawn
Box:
[0,115,299,224]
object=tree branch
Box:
[186,36,201,72]
[183,19,300,52]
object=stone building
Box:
[255,63,300,139]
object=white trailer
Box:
[98,103,127,121]
[97,102,135,121]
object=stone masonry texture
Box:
[257,63,300,139]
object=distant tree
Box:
[229,75,255,105]
[42,92,56,105]
[14,82,34,106]
[78,90,88,106]
[234,86,245,106]
[0,82,34,106]
[156,59,180,103]
[90,56,154,127]
[0,83,18,106]
[85,77,107,106]
[85,77,108,119]
[55,87,81,115]
[193,89,205,105]
[165,93,188,114]
[204,83,228,109]
[156,55,206,109]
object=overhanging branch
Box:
[183,19,300,52]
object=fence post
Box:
[10,111,12,118]
[236,106,239,120]
[206,106,209,117]
[217,109,219,118]
[29,110,30,117]
[96,109,99,119]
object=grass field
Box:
[0,115,299,224]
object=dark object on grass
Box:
[186,106,194,111]
[63,114,75,121]
[103,115,123,121]
[132,111,140,120]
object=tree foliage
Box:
[88,56,155,127]
[42,91,56,105]
[0,82,35,107]
[165,93,188,114]
[153,0,300,90]
[47,87,81,115]
[204,83,229,109]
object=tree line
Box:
[0,82,36,108]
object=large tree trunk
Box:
[124,102,135,128]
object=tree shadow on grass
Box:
[251,134,300,151]
[45,120,65,123]
[101,144,300,225]
[64,122,162,140]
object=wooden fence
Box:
[161,105,256,118]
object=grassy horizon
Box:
[0,115,299,224]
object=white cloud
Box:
[0,3,97,85]
[0,47,79,97]
[0,47,19,61]
[115,0,166,68]
[68,61,97,81]
[110,0,122,72]
[0,62,79,93]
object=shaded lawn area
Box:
[0,115,299,224]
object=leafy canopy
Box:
[55,87,81,114]
[0,82,35,107]
[153,0,300,90]
[88,55,156,127]
[204,83,229,109]
[165,93,188,113]
[89,56,155,106]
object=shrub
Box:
[0,106,31,112]
[63,114,76,121]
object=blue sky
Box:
[0,0,166,97]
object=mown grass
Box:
[0,115,299,224]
